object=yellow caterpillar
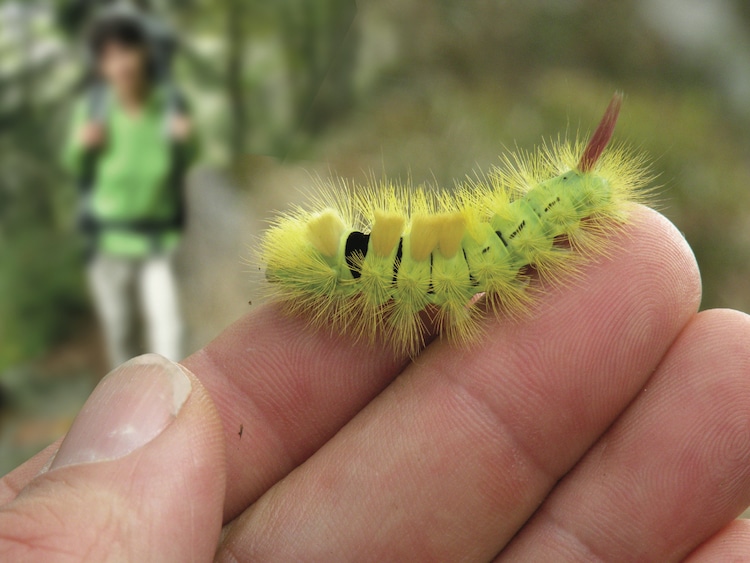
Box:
[259,94,651,355]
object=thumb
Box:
[0,354,226,563]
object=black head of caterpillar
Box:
[260,93,652,355]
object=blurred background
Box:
[2,0,750,475]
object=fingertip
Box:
[634,205,703,300]
[627,205,702,310]
[686,519,750,561]
[656,308,750,410]
[689,308,750,353]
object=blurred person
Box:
[63,4,196,368]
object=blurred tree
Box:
[277,0,358,136]
[0,1,87,373]
[224,0,247,168]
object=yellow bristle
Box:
[306,210,346,258]
[371,211,405,257]
[436,213,467,259]
[409,215,441,262]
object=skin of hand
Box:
[79,121,106,150]
[2,205,750,562]
[170,114,192,142]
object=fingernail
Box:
[50,354,192,470]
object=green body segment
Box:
[269,169,613,310]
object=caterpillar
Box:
[259,93,651,356]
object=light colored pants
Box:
[87,253,183,368]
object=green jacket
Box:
[63,89,197,257]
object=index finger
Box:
[182,302,415,520]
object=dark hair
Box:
[88,14,155,75]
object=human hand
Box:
[2,206,750,562]
[78,121,106,150]
[170,114,192,142]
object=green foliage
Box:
[0,230,88,373]
[173,0,358,162]
[0,2,86,373]
[0,100,88,373]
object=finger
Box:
[0,439,61,505]
[497,309,750,562]
[0,355,225,562]
[217,206,701,561]
[686,519,750,561]
[182,302,413,521]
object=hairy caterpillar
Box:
[260,94,651,355]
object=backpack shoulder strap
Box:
[78,82,110,196]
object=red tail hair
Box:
[577,92,623,172]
